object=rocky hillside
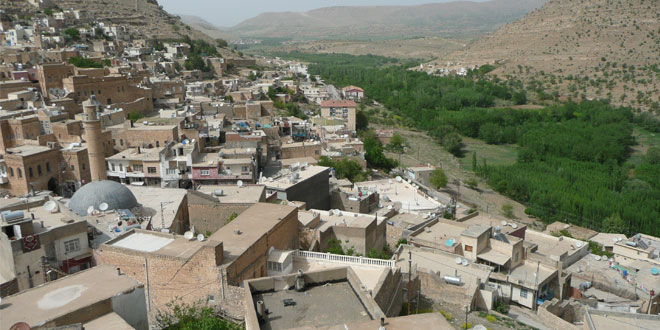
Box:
[1,0,211,41]
[179,15,235,41]
[431,0,660,109]
[229,0,548,40]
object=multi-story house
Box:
[320,100,357,132]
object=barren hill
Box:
[179,15,236,41]
[1,0,211,41]
[229,0,549,40]
[431,0,660,109]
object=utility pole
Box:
[465,305,469,329]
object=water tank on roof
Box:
[1,210,24,223]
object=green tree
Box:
[155,301,241,330]
[466,177,478,190]
[512,91,527,105]
[326,238,344,254]
[61,28,80,41]
[44,8,53,16]
[356,110,369,131]
[501,203,515,219]
[215,39,228,48]
[443,132,463,156]
[430,168,448,189]
[602,213,627,234]
[647,147,660,164]
[68,56,102,68]
[386,133,406,153]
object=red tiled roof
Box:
[342,85,364,92]
[321,100,357,108]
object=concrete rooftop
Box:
[0,265,142,329]
[254,282,371,330]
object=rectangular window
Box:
[28,167,33,178]
[200,169,211,176]
[70,165,75,171]
[46,162,50,172]
[64,238,80,253]
[133,165,143,172]
[242,166,249,172]
[147,167,157,174]
[166,169,177,175]
[37,165,42,175]
[520,288,528,298]
[111,163,116,171]
[465,245,473,252]
[119,164,123,171]
[18,169,22,178]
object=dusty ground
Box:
[249,37,467,61]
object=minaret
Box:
[83,96,107,181]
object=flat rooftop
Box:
[355,179,443,213]
[586,309,660,330]
[318,313,452,330]
[263,165,329,190]
[314,209,377,232]
[210,203,297,258]
[411,218,469,244]
[507,260,557,289]
[291,259,387,292]
[0,265,142,328]
[255,281,372,330]
[459,212,524,235]
[126,185,187,230]
[107,231,206,259]
[107,147,163,161]
[5,145,53,157]
[196,184,266,203]
[525,230,586,258]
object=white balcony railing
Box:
[293,250,395,269]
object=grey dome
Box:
[69,180,138,216]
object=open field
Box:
[628,128,660,166]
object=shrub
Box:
[462,322,472,329]
[486,314,498,323]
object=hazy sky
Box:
[159,0,487,27]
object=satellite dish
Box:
[511,223,518,229]
[184,231,194,240]
[500,220,507,226]
[237,180,244,187]
[99,202,109,211]
[44,201,58,212]
[197,234,205,242]
[87,206,95,215]
[9,322,31,330]
[395,176,402,183]
[595,255,601,261]
[462,259,469,266]
[613,238,619,243]
[455,257,462,264]
[576,242,583,248]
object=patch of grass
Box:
[458,137,518,171]
[486,314,498,323]
[628,127,660,166]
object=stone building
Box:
[280,141,322,160]
[62,74,154,114]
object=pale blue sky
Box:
[159,0,487,27]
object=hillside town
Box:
[0,2,659,330]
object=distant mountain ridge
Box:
[179,15,236,41]
[228,0,549,40]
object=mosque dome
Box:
[69,180,138,216]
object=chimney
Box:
[117,267,121,276]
